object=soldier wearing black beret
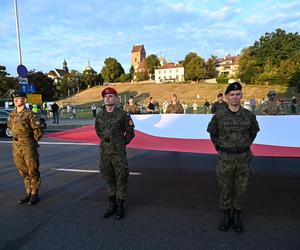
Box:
[207,82,260,233]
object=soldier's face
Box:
[128,98,134,105]
[171,96,177,102]
[14,97,25,107]
[104,94,117,106]
[226,90,242,106]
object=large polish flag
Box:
[45,114,300,158]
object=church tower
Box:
[131,45,146,70]
[63,59,69,72]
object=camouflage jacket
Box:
[261,100,283,115]
[124,103,140,114]
[7,108,43,142]
[207,106,260,151]
[166,102,184,114]
[95,106,135,154]
[211,101,228,114]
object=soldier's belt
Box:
[218,146,250,154]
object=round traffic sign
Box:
[17,64,28,77]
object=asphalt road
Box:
[0,135,300,250]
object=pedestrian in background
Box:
[211,93,227,114]
[291,96,297,114]
[95,87,135,220]
[91,103,97,118]
[204,99,210,114]
[207,82,260,233]
[51,102,59,123]
[7,91,43,206]
[124,96,140,114]
[166,93,184,114]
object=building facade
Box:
[47,59,69,84]
[131,45,146,71]
[154,63,184,83]
[216,55,239,78]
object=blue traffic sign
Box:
[17,64,28,78]
[19,83,36,94]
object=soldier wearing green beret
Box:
[207,82,260,233]
[7,91,43,206]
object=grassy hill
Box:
[59,82,298,108]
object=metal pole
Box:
[13,0,22,65]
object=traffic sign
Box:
[18,77,28,84]
[19,83,36,94]
[17,64,28,78]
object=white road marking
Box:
[50,168,141,175]
[0,141,96,146]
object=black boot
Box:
[219,209,231,231]
[116,199,125,220]
[28,194,39,206]
[103,196,117,218]
[232,209,243,233]
[17,193,31,204]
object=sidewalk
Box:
[47,118,94,130]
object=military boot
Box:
[116,199,125,220]
[232,209,243,233]
[28,194,39,206]
[103,196,117,218]
[17,193,31,204]
[219,209,231,231]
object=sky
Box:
[0,0,299,76]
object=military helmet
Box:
[267,90,277,98]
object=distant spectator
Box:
[67,104,72,119]
[91,103,97,118]
[291,96,297,114]
[211,93,227,114]
[147,97,155,113]
[203,99,210,114]
[166,93,184,114]
[182,102,188,114]
[124,96,140,114]
[250,96,256,113]
[51,102,59,124]
[243,99,250,110]
[192,102,198,114]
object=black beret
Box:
[225,82,242,94]
[11,91,27,98]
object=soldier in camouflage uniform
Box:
[207,82,260,233]
[165,93,184,114]
[7,91,43,206]
[211,93,228,114]
[260,90,283,115]
[124,96,140,114]
[95,87,135,220]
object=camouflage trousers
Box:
[13,141,41,194]
[100,151,129,200]
[216,151,253,210]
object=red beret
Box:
[101,87,117,97]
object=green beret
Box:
[225,82,242,94]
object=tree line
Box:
[1,28,299,101]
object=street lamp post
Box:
[13,0,22,65]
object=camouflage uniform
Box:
[207,107,260,210]
[7,109,43,194]
[95,106,135,200]
[124,103,140,114]
[211,101,228,114]
[260,100,283,115]
[165,102,184,114]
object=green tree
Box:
[183,53,206,81]
[0,65,18,96]
[135,71,149,81]
[205,55,218,78]
[27,71,58,101]
[101,57,125,82]
[146,54,160,78]
[81,68,98,88]
[129,65,135,81]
